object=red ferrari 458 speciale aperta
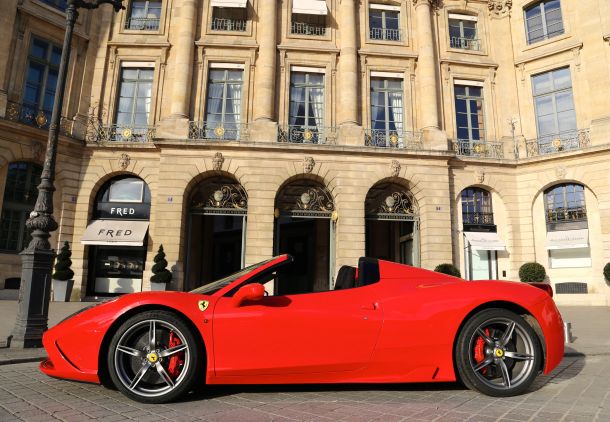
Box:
[41,255,564,403]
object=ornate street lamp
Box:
[10,0,124,348]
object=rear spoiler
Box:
[529,282,553,298]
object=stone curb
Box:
[0,356,46,366]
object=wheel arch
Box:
[97,304,208,388]
[451,301,547,383]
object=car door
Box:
[212,284,383,377]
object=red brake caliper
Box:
[167,331,184,379]
[474,328,490,375]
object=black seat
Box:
[356,257,380,287]
[334,266,356,290]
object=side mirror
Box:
[233,283,265,307]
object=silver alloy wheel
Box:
[113,319,190,398]
[468,317,536,391]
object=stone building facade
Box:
[1,0,609,305]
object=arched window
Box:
[544,183,587,229]
[461,187,493,227]
[0,162,42,252]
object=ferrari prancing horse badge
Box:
[198,300,209,312]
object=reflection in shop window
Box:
[108,178,145,203]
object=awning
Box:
[210,0,248,8]
[293,0,328,15]
[81,220,149,246]
[546,229,589,250]
[464,231,506,251]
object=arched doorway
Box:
[365,182,420,265]
[274,179,335,294]
[185,176,247,290]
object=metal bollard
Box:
[563,322,573,344]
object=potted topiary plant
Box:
[518,262,546,283]
[150,244,172,291]
[52,241,74,302]
[434,263,461,278]
[604,263,610,286]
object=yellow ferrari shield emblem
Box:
[147,352,158,363]
[495,349,504,358]
[198,300,209,312]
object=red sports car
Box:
[41,255,564,403]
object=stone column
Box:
[158,0,197,138]
[414,0,446,149]
[253,0,277,122]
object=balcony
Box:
[3,101,74,136]
[369,28,401,42]
[210,18,247,32]
[364,129,423,150]
[546,207,588,231]
[291,21,326,36]
[278,125,336,145]
[124,17,161,31]
[188,121,249,141]
[449,36,481,51]
[525,129,590,157]
[452,139,504,159]
[86,122,156,143]
[462,212,494,226]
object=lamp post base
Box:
[10,248,55,348]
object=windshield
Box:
[189,257,277,295]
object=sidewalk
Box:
[0,300,608,365]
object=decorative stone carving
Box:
[475,168,486,184]
[31,142,44,162]
[488,0,512,17]
[303,156,315,174]
[390,160,401,177]
[555,166,567,179]
[212,152,224,171]
[118,153,130,170]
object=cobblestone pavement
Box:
[0,356,608,422]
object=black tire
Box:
[106,310,201,403]
[455,308,542,397]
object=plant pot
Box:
[52,279,74,302]
[150,282,167,291]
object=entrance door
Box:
[365,220,418,265]
[467,248,498,280]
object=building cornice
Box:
[514,40,583,66]
[358,50,418,60]
[439,58,499,69]
[278,44,340,54]
[196,39,259,50]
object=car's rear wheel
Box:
[107,310,201,403]
[455,308,542,397]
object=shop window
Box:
[125,0,162,31]
[204,68,243,139]
[288,71,325,143]
[210,4,248,32]
[115,66,154,139]
[448,13,480,51]
[454,84,485,146]
[21,37,62,129]
[549,248,591,269]
[369,4,401,41]
[525,0,564,44]
[369,77,404,147]
[39,0,67,11]
[0,162,42,252]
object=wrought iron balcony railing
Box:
[277,125,337,145]
[462,212,495,226]
[210,18,247,32]
[369,27,401,41]
[125,17,161,31]
[525,129,590,157]
[546,207,587,224]
[86,122,156,143]
[291,21,326,36]
[3,101,74,136]
[449,36,481,51]
[452,139,504,159]
[188,121,249,141]
[364,129,423,150]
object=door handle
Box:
[361,303,378,311]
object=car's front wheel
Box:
[455,308,542,397]
[107,310,201,403]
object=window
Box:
[454,84,485,144]
[448,14,480,51]
[115,67,154,138]
[211,7,247,32]
[39,0,67,11]
[544,184,587,229]
[205,69,243,139]
[369,78,404,147]
[461,188,494,227]
[22,38,62,128]
[369,5,401,41]
[291,14,326,36]
[532,67,576,148]
[525,0,564,44]
[288,71,324,142]
[125,0,162,30]
[0,163,42,252]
